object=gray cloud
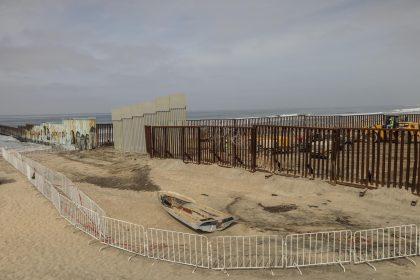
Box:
[0,0,420,114]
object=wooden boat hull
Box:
[157,191,236,232]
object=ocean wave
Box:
[392,107,420,113]
[337,112,384,116]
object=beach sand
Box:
[2,147,420,279]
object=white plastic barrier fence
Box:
[59,195,102,239]
[75,205,102,239]
[212,235,283,270]
[147,228,210,268]
[50,185,61,211]
[285,230,352,271]
[57,173,106,217]
[6,148,106,218]
[101,216,147,256]
[353,225,418,265]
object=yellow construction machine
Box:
[371,115,420,142]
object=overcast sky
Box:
[0,0,419,115]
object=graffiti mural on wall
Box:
[17,118,97,150]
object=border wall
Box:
[147,125,420,194]
[0,125,18,137]
[11,118,97,150]
[96,123,114,146]
[112,93,186,153]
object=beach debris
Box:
[158,191,236,232]
[359,189,368,197]
[411,200,418,207]
[265,174,274,179]
[201,193,209,196]
[271,193,278,196]
[258,203,298,213]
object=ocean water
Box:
[1,105,419,128]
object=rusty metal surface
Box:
[96,123,113,146]
[147,125,420,194]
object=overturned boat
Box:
[157,191,236,232]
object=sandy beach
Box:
[27,147,420,236]
[1,146,420,279]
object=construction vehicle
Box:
[371,115,420,142]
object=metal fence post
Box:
[330,129,339,184]
[197,127,201,164]
[251,126,257,172]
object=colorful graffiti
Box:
[17,118,97,150]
